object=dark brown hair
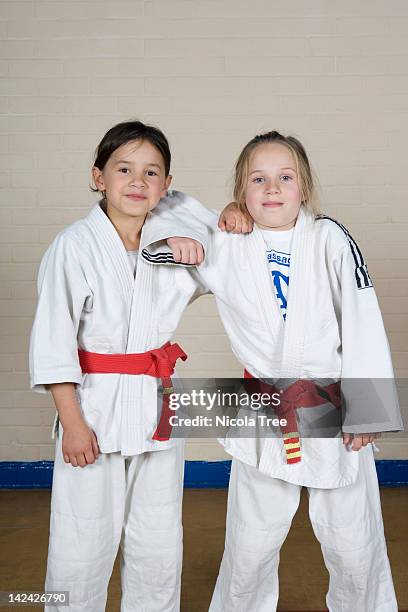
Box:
[93,120,171,176]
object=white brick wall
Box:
[0,0,407,461]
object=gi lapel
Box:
[86,204,134,310]
[246,208,315,379]
[122,222,157,452]
[127,221,155,354]
[246,225,284,350]
[280,207,316,377]
[86,204,157,451]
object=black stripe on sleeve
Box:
[316,215,373,289]
[141,249,195,266]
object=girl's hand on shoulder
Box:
[166,237,204,265]
[62,420,100,467]
[218,202,253,234]
[343,432,380,451]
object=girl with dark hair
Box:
[29,120,244,612]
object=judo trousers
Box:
[45,436,184,612]
[209,447,398,612]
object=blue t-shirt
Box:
[262,228,293,321]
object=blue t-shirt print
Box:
[271,268,289,320]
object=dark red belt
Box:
[78,342,187,442]
[244,370,341,464]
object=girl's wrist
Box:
[58,408,87,432]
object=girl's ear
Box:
[162,174,172,195]
[92,166,105,192]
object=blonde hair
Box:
[233,130,320,216]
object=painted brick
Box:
[0,1,407,462]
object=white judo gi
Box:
[145,197,403,612]
[29,194,208,612]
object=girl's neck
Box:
[256,220,296,232]
[103,202,146,250]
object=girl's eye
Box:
[281,175,293,182]
[252,177,264,183]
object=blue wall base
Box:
[0,460,407,489]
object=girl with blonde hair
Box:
[180,130,402,611]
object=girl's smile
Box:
[125,193,148,202]
[262,201,284,208]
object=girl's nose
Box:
[130,174,145,188]
[265,181,280,194]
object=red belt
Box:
[78,342,187,442]
[244,370,341,464]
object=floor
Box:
[0,488,406,611]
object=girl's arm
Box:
[218,202,253,234]
[167,202,253,263]
[144,191,251,264]
[167,237,205,265]
[30,232,92,392]
[342,432,380,451]
[50,383,99,467]
[334,232,404,439]
[30,233,99,467]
